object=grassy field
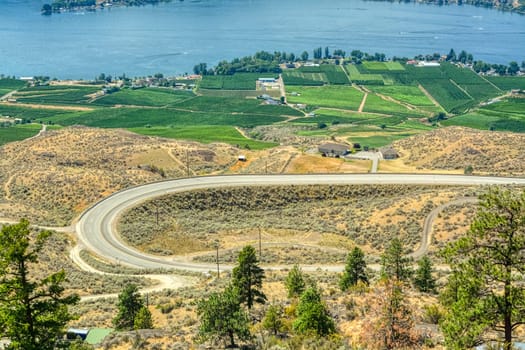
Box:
[0,104,76,120]
[486,76,525,91]
[0,123,41,145]
[93,88,194,107]
[200,73,277,90]
[443,98,525,132]
[282,70,326,86]
[362,94,426,117]
[292,109,384,124]
[286,85,364,110]
[13,85,101,105]
[366,85,438,107]
[130,125,277,149]
[344,65,384,85]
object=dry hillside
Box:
[392,126,525,176]
[0,127,238,225]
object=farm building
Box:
[258,77,276,83]
[379,147,398,160]
[318,143,349,157]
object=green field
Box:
[443,98,525,132]
[293,109,384,125]
[366,85,438,107]
[344,65,384,85]
[361,61,405,71]
[200,73,277,90]
[13,85,101,105]
[93,88,194,107]
[0,123,41,145]
[486,76,525,91]
[0,104,74,120]
[319,65,351,85]
[282,70,326,86]
[362,94,426,117]
[286,86,364,110]
[130,125,277,150]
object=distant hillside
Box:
[369,0,525,14]
[392,126,525,176]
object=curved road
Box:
[76,174,525,273]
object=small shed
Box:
[380,147,398,160]
[318,143,349,157]
[238,155,247,162]
[66,328,89,341]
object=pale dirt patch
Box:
[3,101,94,111]
[286,154,371,173]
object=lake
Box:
[1,0,524,79]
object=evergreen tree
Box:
[134,306,153,330]
[340,246,368,291]
[262,304,283,335]
[413,256,436,293]
[285,264,306,298]
[0,220,79,350]
[232,245,266,309]
[301,51,309,61]
[441,188,525,350]
[361,279,419,349]
[380,238,412,282]
[197,285,250,348]
[293,287,335,336]
[113,284,144,330]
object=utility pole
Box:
[216,240,220,279]
[185,149,190,177]
[258,227,262,261]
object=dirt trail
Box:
[358,93,368,112]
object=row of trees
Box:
[196,187,525,349]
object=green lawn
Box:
[286,86,364,110]
[93,88,194,107]
[130,125,277,150]
[347,133,414,148]
[0,124,41,145]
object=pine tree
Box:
[285,264,306,298]
[413,256,436,293]
[0,219,79,350]
[262,304,283,335]
[293,287,335,336]
[113,284,144,330]
[134,306,153,330]
[232,245,266,309]
[340,246,368,291]
[380,237,412,282]
[441,188,525,350]
[197,285,250,348]
[361,279,420,349]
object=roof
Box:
[85,328,113,345]
[318,143,349,153]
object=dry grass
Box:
[0,127,238,225]
[392,126,525,176]
[287,154,371,173]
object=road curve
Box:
[76,174,525,272]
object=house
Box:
[318,143,349,157]
[379,147,398,160]
[258,77,276,83]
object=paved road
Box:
[75,174,525,273]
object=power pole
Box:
[216,240,220,279]
[185,149,190,177]
[258,227,262,261]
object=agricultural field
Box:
[12,85,101,105]
[361,61,405,71]
[486,76,525,91]
[286,85,364,110]
[0,123,41,145]
[344,65,385,85]
[366,85,439,108]
[199,73,276,90]
[0,78,26,95]
[130,125,277,150]
[319,65,351,84]
[0,104,77,120]
[93,88,194,107]
[292,109,384,125]
[282,70,326,86]
[443,98,525,132]
[361,94,427,117]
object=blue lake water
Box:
[0,0,524,79]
